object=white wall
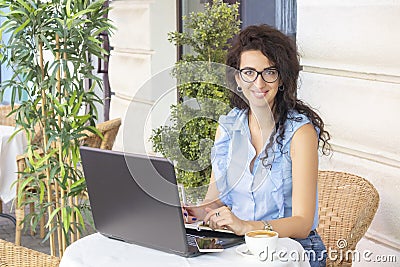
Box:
[108,0,176,154]
[297,0,400,261]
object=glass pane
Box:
[275,0,297,38]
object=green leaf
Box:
[71,8,95,21]
[13,18,30,35]
[7,127,23,142]
[62,207,70,232]
[74,207,85,230]
[66,0,72,17]
[46,207,61,229]
[17,176,34,206]
[39,180,45,204]
[16,0,33,12]
[70,178,85,189]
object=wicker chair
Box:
[317,170,379,266]
[0,238,60,267]
[0,105,17,127]
[80,118,121,150]
[14,118,122,256]
[0,104,46,147]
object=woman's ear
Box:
[234,72,241,87]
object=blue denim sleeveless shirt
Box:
[211,107,319,230]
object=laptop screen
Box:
[80,147,189,255]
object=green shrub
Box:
[150,0,240,189]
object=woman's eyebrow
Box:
[240,66,276,70]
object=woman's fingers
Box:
[181,207,188,223]
[183,206,199,223]
[203,206,231,229]
[203,207,215,224]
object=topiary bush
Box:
[150,0,240,192]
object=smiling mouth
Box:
[251,90,268,98]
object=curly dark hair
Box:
[226,24,331,159]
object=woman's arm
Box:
[183,170,225,221]
[268,123,319,238]
[204,123,318,238]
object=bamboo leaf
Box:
[62,207,70,232]
[7,127,23,142]
[17,176,34,206]
[46,207,61,228]
[39,180,45,203]
[71,148,79,166]
[70,178,85,189]
[83,125,102,137]
[66,0,72,17]
[74,207,85,230]
[71,8,94,20]
[16,0,33,12]
[4,10,28,18]
[91,26,109,37]
[13,18,30,36]
[87,36,102,45]
[34,150,55,167]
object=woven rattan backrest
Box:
[0,238,60,267]
[81,118,121,150]
[317,170,379,266]
[0,105,44,146]
[0,105,18,126]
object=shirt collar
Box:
[232,108,249,133]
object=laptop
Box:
[79,146,244,257]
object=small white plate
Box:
[235,244,254,257]
[235,242,285,259]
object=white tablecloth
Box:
[60,233,310,267]
[0,125,27,203]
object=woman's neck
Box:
[249,107,275,130]
[248,107,275,144]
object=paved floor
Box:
[0,201,95,255]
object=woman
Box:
[185,24,331,266]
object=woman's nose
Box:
[253,74,266,88]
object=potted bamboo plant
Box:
[0,0,114,256]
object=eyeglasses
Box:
[238,67,279,83]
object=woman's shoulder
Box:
[281,109,315,141]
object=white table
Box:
[0,125,27,203]
[60,233,310,267]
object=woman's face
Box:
[235,50,280,109]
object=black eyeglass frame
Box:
[238,67,280,83]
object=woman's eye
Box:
[243,70,255,76]
[264,70,277,75]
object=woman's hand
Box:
[181,197,225,223]
[203,206,250,236]
[181,205,207,223]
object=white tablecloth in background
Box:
[60,233,310,267]
[0,125,27,203]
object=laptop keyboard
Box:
[186,233,204,247]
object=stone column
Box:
[108,0,176,153]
